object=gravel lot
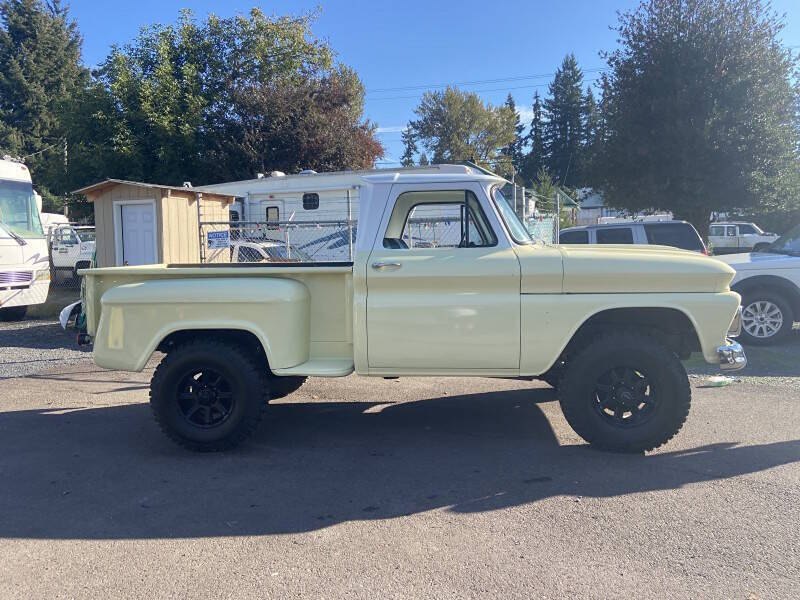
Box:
[0,318,90,379]
[0,320,798,599]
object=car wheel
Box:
[558,331,690,453]
[752,243,770,252]
[0,306,27,321]
[739,292,794,346]
[150,339,269,451]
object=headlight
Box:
[727,306,742,338]
[35,269,51,281]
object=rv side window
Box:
[303,193,319,210]
[266,207,279,222]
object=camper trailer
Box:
[195,165,483,261]
[0,157,50,320]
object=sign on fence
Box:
[207,230,230,249]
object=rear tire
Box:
[0,306,27,321]
[150,339,269,452]
[558,331,690,453]
[739,292,793,346]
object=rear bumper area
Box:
[717,339,747,371]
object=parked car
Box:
[76,166,744,454]
[559,221,707,253]
[708,222,778,254]
[231,240,314,263]
[716,223,800,345]
[48,225,96,280]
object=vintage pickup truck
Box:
[78,167,746,453]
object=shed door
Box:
[121,203,156,266]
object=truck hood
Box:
[715,251,800,271]
[515,244,735,294]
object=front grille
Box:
[0,271,33,285]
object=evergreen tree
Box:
[498,93,526,177]
[581,86,600,185]
[418,152,429,166]
[543,54,584,186]
[522,91,545,184]
[400,128,417,166]
[0,0,87,197]
[596,0,800,237]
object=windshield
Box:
[766,224,800,255]
[491,187,533,244]
[0,179,43,239]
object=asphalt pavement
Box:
[0,322,798,599]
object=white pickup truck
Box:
[78,167,745,454]
[48,224,96,280]
[708,222,778,254]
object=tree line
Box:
[402,0,800,236]
[0,1,384,213]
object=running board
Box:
[272,358,354,377]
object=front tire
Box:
[558,332,690,453]
[739,292,794,346]
[0,306,27,321]
[150,339,269,452]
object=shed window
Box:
[303,193,320,210]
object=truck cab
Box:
[78,166,746,454]
[49,224,96,279]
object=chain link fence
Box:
[525,212,558,244]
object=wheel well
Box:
[732,276,800,317]
[156,329,270,371]
[75,261,91,270]
[563,307,701,360]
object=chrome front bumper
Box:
[717,339,747,371]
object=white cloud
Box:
[517,106,534,124]
[375,125,407,134]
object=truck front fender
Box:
[93,278,310,372]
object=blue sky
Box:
[70,0,800,166]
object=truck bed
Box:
[80,263,355,373]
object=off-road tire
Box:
[268,375,307,399]
[558,331,690,453]
[0,306,27,321]
[739,291,794,346]
[149,339,269,452]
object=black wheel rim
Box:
[176,368,235,429]
[592,367,657,428]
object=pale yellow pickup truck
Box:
[79,168,745,453]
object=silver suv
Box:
[559,221,707,254]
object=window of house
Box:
[383,190,497,249]
[302,193,319,210]
[596,227,634,244]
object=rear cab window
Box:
[595,227,634,244]
[644,223,705,252]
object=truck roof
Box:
[194,164,504,195]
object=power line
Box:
[367,68,607,94]
[369,78,602,102]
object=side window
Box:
[302,193,319,210]
[738,224,756,234]
[382,190,497,249]
[709,225,723,237]
[644,223,704,251]
[726,226,737,237]
[266,207,279,222]
[596,227,634,244]
[559,230,589,244]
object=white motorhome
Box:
[0,157,50,320]
[195,165,483,261]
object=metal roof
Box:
[72,178,233,197]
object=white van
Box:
[0,157,50,320]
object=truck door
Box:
[366,183,521,371]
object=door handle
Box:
[371,262,402,271]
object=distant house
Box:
[575,188,621,225]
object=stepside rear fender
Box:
[93,277,310,371]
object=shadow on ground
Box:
[685,333,800,377]
[0,388,797,540]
